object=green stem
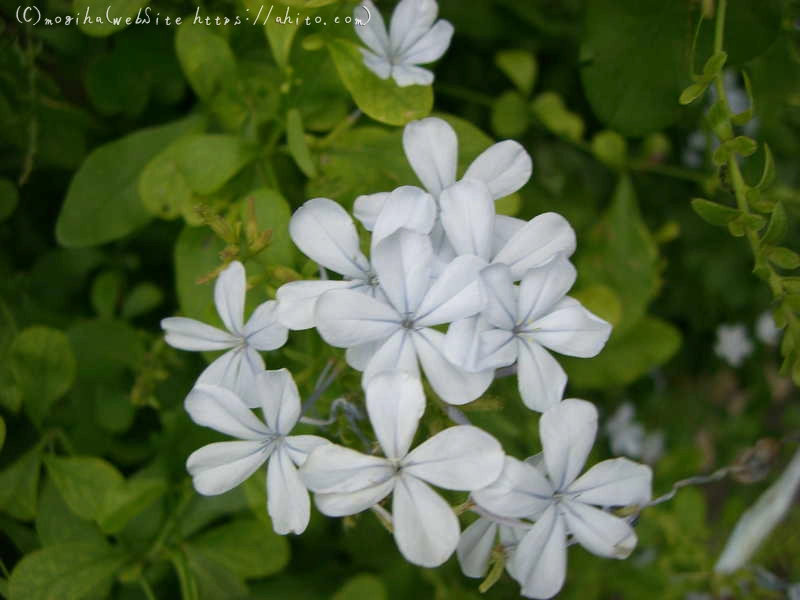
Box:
[436,83,494,107]
[138,576,158,600]
[145,485,194,562]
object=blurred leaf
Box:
[243,188,295,267]
[327,38,433,126]
[97,476,167,534]
[0,416,4,454]
[564,316,681,388]
[45,456,124,521]
[90,271,124,319]
[695,0,782,65]
[175,23,237,101]
[68,319,145,378]
[174,226,226,321]
[74,0,148,36]
[8,541,127,600]
[183,546,248,600]
[287,109,318,177]
[590,130,627,169]
[170,135,257,195]
[138,145,195,219]
[495,50,537,96]
[691,198,739,226]
[121,282,163,319]
[10,327,77,427]
[531,92,584,141]
[36,479,106,547]
[56,114,205,247]
[580,0,689,136]
[265,3,298,69]
[491,90,529,138]
[189,517,290,579]
[765,247,800,270]
[571,284,623,328]
[0,447,41,521]
[332,574,387,600]
[0,177,19,222]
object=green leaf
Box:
[175,226,226,321]
[0,416,4,454]
[121,282,163,319]
[44,456,124,521]
[730,136,757,157]
[757,143,775,189]
[56,115,205,247]
[74,0,148,37]
[326,38,432,126]
[287,109,318,177]
[0,447,41,521]
[571,285,623,328]
[138,146,195,219]
[590,130,627,169]
[36,480,106,547]
[563,316,681,388]
[170,135,257,195]
[9,327,76,427]
[495,50,537,96]
[8,541,128,600]
[90,271,124,319]
[702,51,727,80]
[765,247,800,270]
[242,188,294,267]
[97,477,167,534]
[183,547,247,600]
[712,142,732,167]
[531,92,584,141]
[0,177,19,222]
[706,101,730,140]
[189,517,290,579]
[175,23,237,101]
[691,198,740,226]
[491,91,530,138]
[695,0,782,65]
[679,82,708,106]
[761,202,788,245]
[580,0,689,136]
[265,3,298,70]
[332,574,388,600]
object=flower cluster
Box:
[161,43,651,596]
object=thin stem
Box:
[145,486,194,561]
[713,0,726,54]
[436,83,494,107]
[317,110,362,149]
[645,465,741,507]
[138,576,158,600]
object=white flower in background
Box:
[276,191,436,331]
[300,370,505,567]
[471,399,652,599]
[354,0,454,87]
[755,311,781,346]
[445,258,611,412]
[315,228,493,405]
[161,261,288,404]
[354,117,533,266]
[185,369,328,535]
[606,402,664,465]
[714,323,754,367]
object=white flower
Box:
[161,261,288,404]
[714,323,754,367]
[755,311,781,346]
[354,117,534,267]
[315,228,493,405]
[184,369,328,535]
[606,403,664,465]
[445,258,611,412]
[457,516,527,579]
[300,370,505,567]
[354,0,453,87]
[472,399,652,599]
[276,191,436,330]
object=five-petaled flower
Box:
[161,261,288,403]
[354,0,454,87]
[300,370,505,567]
[471,399,652,599]
[185,369,329,535]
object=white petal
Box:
[389,0,438,57]
[371,186,436,248]
[531,297,612,358]
[353,192,391,231]
[493,213,577,280]
[399,19,454,64]
[516,339,567,413]
[254,369,301,435]
[276,279,355,331]
[480,263,518,330]
[403,117,457,196]
[214,261,246,336]
[184,384,269,439]
[161,317,239,351]
[540,399,598,490]
[518,256,577,323]
[561,500,638,559]
[393,474,459,567]
[283,435,330,467]
[363,330,421,382]
[346,339,382,370]
[464,141,533,200]
[316,289,401,348]
[267,446,311,535]
[314,478,396,517]
[492,215,527,256]
[187,441,270,496]
[300,444,395,494]
[413,328,494,405]
[392,64,435,87]
[414,255,488,327]
[354,0,389,56]
[445,317,517,372]
[372,229,433,315]
[243,300,288,350]
[472,456,554,519]
[457,518,497,578]
[567,458,652,507]
[289,198,371,279]
[509,505,567,600]
[362,49,393,79]
[197,346,264,405]
[403,425,504,490]
[365,370,425,459]
[439,179,495,261]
